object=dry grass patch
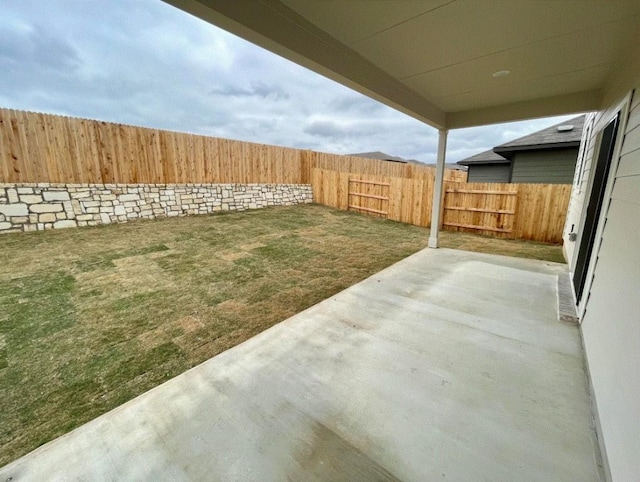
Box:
[438,230,565,263]
[0,204,563,466]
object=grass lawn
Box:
[0,204,563,466]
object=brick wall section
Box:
[0,183,313,234]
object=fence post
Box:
[428,129,448,248]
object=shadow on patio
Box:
[0,248,600,481]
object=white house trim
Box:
[574,92,632,319]
[428,129,448,249]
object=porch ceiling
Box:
[164,0,640,129]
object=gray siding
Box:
[466,163,511,182]
[510,147,578,184]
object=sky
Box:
[0,0,581,164]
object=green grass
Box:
[0,204,563,466]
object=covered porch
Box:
[0,248,600,481]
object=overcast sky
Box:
[0,0,580,164]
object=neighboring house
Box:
[457,115,586,183]
[454,149,510,182]
[350,151,409,164]
[139,2,640,479]
[351,151,467,171]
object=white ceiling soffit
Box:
[164,0,640,129]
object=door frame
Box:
[574,91,633,318]
[573,114,619,302]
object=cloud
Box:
[0,0,584,167]
[303,118,376,139]
[0,23,80,72]
[210,82,289,100]
[330,94,386,115]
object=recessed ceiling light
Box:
[492,70,510,78]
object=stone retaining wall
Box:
[0,183,313,234]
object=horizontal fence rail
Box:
[348,178,390,217]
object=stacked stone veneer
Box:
[0,183,313,234]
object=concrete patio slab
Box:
[0,248,601,481]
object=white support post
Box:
[428,129,448,248]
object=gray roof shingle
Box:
[456,149,509,166]
[493,115,586,153]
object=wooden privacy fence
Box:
[348,178,390,217]
[312,169,434,227]
[1,108,569,242]
[312,169,571,243]
[0,108,312,185]
[0,108,466,185]
[443,184,518,236]
[442,182,572,242]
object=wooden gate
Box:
[348,178,390,218]
[443,184,518,237]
